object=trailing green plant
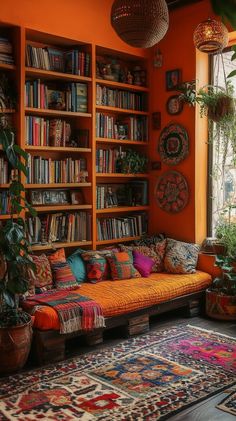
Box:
[0,115,36,328]
[177,80,196,106]
[212,204,236,296]
[116,149,148,174]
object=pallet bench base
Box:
[32,291,205,365]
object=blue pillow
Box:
[67,249,86,283]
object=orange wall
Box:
[149,0,213,243]
[1,0,216,243]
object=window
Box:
[210,47,236,235]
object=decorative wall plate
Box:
[155,170,189,213]
[158,123,189,165]
[166,95,183,115]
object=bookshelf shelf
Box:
[0,62,16,71]
[25,107,92,118]
[0,184,10,188]
[32,204,92,212]
[96,138,148,146]
[25,67,92,83]
[0,109,15,114]
[96,173,148,178]
[96,206,149,213]
[96,236,141,246]
[31,240,92,251]
[25,146,92,153]
[96,105,148,116]
[25,183,92,189]
[0,214,18,220]
[95,78,149,92]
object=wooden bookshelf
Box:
[0,214,18,220]
[33,204,92,212]
[96,138,148,146]
[25,183,92,188]
[25,146,91,153]
[0,62,16,71]
[96,105,148,116]
[96,206,149,213]
[31,241,92,251]
[96,236,141,246]
[96,173,148,178]
[26,67,92,82]
[25,107,92,118]
[95,78,149,92]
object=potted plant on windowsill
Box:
[206,205,236,320]
[0,115,36,375]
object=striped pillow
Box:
[51,261,79,290]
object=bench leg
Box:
[185,298,203,317]
[125,314,150,337]
[32,330,66,365]
[85,330,104,346]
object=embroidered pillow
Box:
[120,239,166,273]
[48,248,66,265]
[51,261,79,290]
[133,250,155,277]
[27,254,53,294]
[134,233,165,247]
[67,248,86,284]
[107,251,141,280]
[81,253,108,283]
[164,238,200,274]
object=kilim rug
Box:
[216,389,236,416]
[0,324,236,420]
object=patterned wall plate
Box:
[155,170,189,213]
[158,123,189,165]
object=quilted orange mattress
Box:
[22,271,211,331]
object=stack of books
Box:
[96,181,148,209]
[0,191,11,214]
[26,44,90,76]
[96,148,120,173]
[25,116,71,147]
[25,80,88,112]
[0,37,14,65]
[27,156,87,184]
[0,157,8,183]
[97,213,147,241]
[27,212,91,244]
[96,85,146,111]
[96,113,148,141]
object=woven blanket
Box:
[26,290,105,334]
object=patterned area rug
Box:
[0,324,236,420]
[216,389,236,416]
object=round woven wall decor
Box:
[111,0,169,48]
[158,123,189,165]
[155,170,189,213]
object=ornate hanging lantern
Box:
[193,18,228,54]
[111,0,169,49]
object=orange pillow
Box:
[107,251,141,280]
[48,248,66,265]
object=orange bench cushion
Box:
[23,270,211,331]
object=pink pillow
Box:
[133,250,155,277]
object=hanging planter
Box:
[197,85,235,123]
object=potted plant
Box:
[206,205,236,320]
[0,109,36,374]
[116,149,148,174]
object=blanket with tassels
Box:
[26,290,105,334]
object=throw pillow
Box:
[67,248,86,283]
[164,238,200,274]
[120,239,166,272]
[107,250,141,280]
[51,261,79,290]
[48,248,66,266]
[27,254,53,294]
[81,252,108,283]
[133,250,155,277]
[134,233,165,247]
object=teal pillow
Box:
[67,249,86,283]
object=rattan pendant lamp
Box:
[111,0,169,48]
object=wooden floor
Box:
[64,310,236,421]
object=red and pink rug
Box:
[0,324,235,420]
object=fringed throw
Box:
[26,290,105,334]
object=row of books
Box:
[27,156,87,184]
[25,116,71,147]
[97,213,147,241]
[96,148,120,173]
[27,212,91,244]
[26,44,90,76]
[96,113,148,141]
[96,85,146,111]
[96,181,148,209]
[25,80,88,112]
[0,37,14,65]
[0,157,8,184]
[0,191,10,214]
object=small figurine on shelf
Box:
[79,170,88,183]
[133,66,142,86]
[105,187,118,208]
[127,71,134,85]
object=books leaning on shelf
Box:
[96,84,147,111]
[25,80,88,112]
[0,157,8,183]
[0,191,11,215]
[27,156,88,184]
[26,44,90,76]
[96,113,148,141]
[27,211,91,245]
[97,213,147,241]
[0,37,14,65]
[96,181,148,209]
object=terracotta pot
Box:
[206,288,236,321]
[208,95,234,123]
[0,313,32,375]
